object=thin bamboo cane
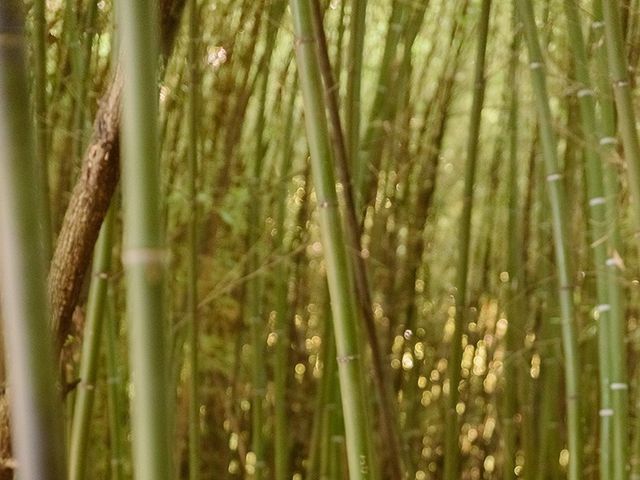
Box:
[187,0,200,478]
[601,0,640,235]
[273,76,297,480]
[32,0,52,259]
[0,3,67,479]
[443,2,491,479]
[289,0,378,477]
[515,1,583,478]
[68,206,115,480]
[502,14,521,480]
[345,0,367,173]
[105,284,125,480]
[117,0,171,478]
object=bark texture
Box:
[47,0,186,347]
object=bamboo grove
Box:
[6,0,640,478]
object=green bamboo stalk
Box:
[289,0,378,477]
[601,0,640,234]
[0,3,66,479]
[563,1,628,478]
[105,284,125,480]
[68,206,115,480]
[246,6,286,478]
[308,0,406,475]
[187,0,200,478]
[32,0,52,259]
[273,76,297,480]
[345,0,367,172]
[502,14,520,480]
[443,2,491,479]
[117,0,171,478]
[515,1,583,478]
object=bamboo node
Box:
[599,136,617,145]
[599,408,614,417]
[610,382,628,390]
[121,247,168,266]
[336,354,359,364]
[529,61,543,70]
[591,21,605,29]
[294,35,315,46]
[595,304,611,313]
[545,173,562,182]
[588,197,606,206]
[577,88,594,98]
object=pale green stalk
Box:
[289,0,378,477]
[117,0,171,478]
[515,1,583,478]
[0,3,66,479]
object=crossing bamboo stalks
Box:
[117,0,171,478]
[443,1,491,478]
[289,0,378,477]
[515,1,583,478]
[0,3,66,479]
[563,1,627,477]
[308,0,406,476]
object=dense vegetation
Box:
[2,0,640,479]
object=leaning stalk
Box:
[289,0,378,477]
[515,1,583,478]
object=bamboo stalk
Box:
[105,284,125,480]
[117,0,171,478]
[515,1,583,478]
[187,0,200,478]
[443,2,491,478]
[68,206,115,480]
[289,0,378,477]
[563,1,628,477]
[0,3,66,479]
[308,0,406,476]
[32,0,52,259]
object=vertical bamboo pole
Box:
[68,206,115,480]
[187,0,200,478]
[0,3,66,479]
[289,0,378,477]
[502,13,521,479]
[117,0,171,478]
[105,285,125,480]
[32,0,52,259]
[601,0,640,233]
[515,1,583,479]
[345,0,367,172]
[443,2,491,478]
